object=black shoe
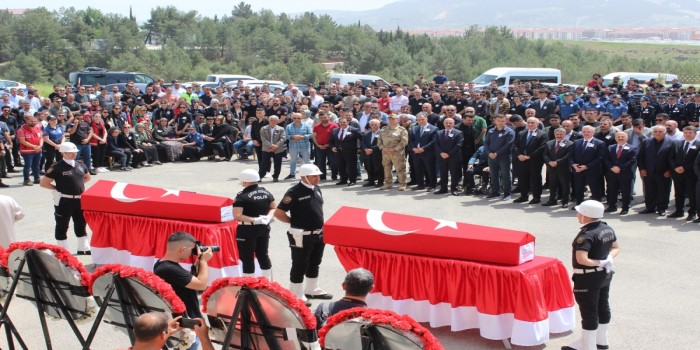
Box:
[347,182,355,186]
[374,183,383,188]
[7,169,18,173]
[272,178,279,182]
[451,190,460,196]
[486,193,500,199]
[0,182,8,188]
[657,210,666,216]
[305,293,333,300]
[620,209,629,215]
[331,176,337,181]
[33,179,40,184]
[542,200,557,207]
[89,170,97,175]
[412,186,425,191]
[693,217,700,223]
[667,211,684,218]
[426,187,435,192]
[284,174,295,180]
[76,250,91,256]
[528,198,541,204]
[639,208,656,214]
[686,213,697,221]
[407,181,417,186]
[513,196,528,203]
[561,202,569,208]
[434,189,448,195]
[335,181,347,185]
[362,182,375,187]
[604,206,618,213]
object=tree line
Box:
[1,3,698,86]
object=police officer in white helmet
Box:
[39,142,92,254]
[563,200,620,350]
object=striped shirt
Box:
[286,122,312,151]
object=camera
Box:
[191,241,220,255]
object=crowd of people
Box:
[1,72,699,222]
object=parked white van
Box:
[329,73,389,87]
[602,72,679,86]
[471,68,561,92]
[205,74,257,85]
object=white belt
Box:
[573,267,604,274]
[238,221,266,226]
[61,194,81,199]
[292,229,323,235]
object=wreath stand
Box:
[213,286,317,349]
[0,249,90,349]
[0,265,27,350]
[83,272,170,350]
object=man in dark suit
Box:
[668,126,700,220]
[638,125,674,216]
[604,132,638,215]
[434,117,464,195]
[409,112,438,191]
[543,128,573,207]
[514,117,548,204]
[330,117,361,185]
[531,89,556,124]
[569,125,607,206]
[360,119,383,187]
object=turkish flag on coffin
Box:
[324,206,535,266]
[82,180,234,223]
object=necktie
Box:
[616,145,622,159]
[526,131,532,145]
[340,129,345,141]
[683,142,690,155]
[419,127,424,138]
[583,140,589,150]
[555,142,560,154]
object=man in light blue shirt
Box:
[285,112,312,179]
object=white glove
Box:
[253,216,266,225]
[603,260,615,273]
[597,255,613,272]
[52,190,61,206]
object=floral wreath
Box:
[2,241,91,287]
[318,308,443,350]
[90,264,194,349]
[1,241,97,322]
[202,276,317,329]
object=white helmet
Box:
[575,200,604,219]
[239,169,260,183]
[58,142,79,153]
[299,164,322,177]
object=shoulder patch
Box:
[576,236,585,244]
[282,196,292,204]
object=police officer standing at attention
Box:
[274,163,333,305]
[39,142,92,254]
[233,169,277,279]
[563,200,620,350]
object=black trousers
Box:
[518,159,544,199]
[572,271,613,330]
[606,172,632,209]
[464,166,489,189]
[672,173,697,214]
[414,153,436,188]
[642,173,672,211]
[91,144,106,168]
[438,157,461,191]
[236,226,271,274]
[573,168,602,204]
[362,152,383,184]
[287,233,325,283]
[547,166,571,203]
[336,149,358,183]
[54,198,87,240]
[44,144,63,172]
[139,144,159,163]
[261,151,284,179]
[180,145,201,161]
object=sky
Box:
[15,0,400,20]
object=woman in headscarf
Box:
[134,123,162,165]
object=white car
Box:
[0,80,26,92]
[226,80,286,91]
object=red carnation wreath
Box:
[2,241,91,287]
[201,276,316,329]
[89,264,186,314]
[319,308,443,350]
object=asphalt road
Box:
[0,158,697,349]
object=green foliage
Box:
[1,4,700,86]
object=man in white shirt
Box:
[389,88,409,114]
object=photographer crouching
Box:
[154,232,218,350]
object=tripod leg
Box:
[82,284,117,350]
